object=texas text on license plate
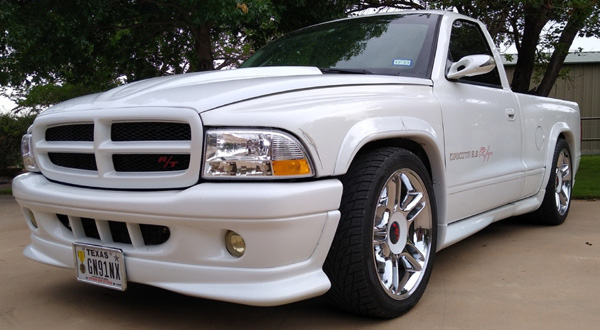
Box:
[73,242,127,291]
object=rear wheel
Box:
[532,139,573,225]
[324,148,437,318]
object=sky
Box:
[575,37,600,51]
[0,91,16,114]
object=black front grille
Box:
[57,214,170,246]
[46,124,94,141]
[111,122,191,141]
[40,118,198,188]
[49,153,97,170]
[113,154,190,172]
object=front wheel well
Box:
[356,139,433,178]
[336,138,447,248]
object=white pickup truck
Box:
[13,10,580,318]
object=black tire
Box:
[324,147,437,318]
[532,139,573,225]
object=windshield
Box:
[241,13,441,79]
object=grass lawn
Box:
[573,155,600,200]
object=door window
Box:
[447,20,502,87]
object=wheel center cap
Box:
[555,170,563,193]
[388,212,408,254]
[390,222,400,244]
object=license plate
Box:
[73,242,127,291]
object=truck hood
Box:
[42,67,432,115]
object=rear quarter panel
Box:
[514,92,581,191]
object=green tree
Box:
[0,0,278,112]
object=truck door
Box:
[434,19,525,222]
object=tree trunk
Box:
[535,7,591,97]
[191,23,214,71]
[510,6,548,94]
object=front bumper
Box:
[12,173,342,306]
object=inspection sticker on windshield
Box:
[74,242,127,291]
[392,59,412,66]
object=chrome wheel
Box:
[325,148,437,318]
[531,139,573,225]
[373,169,433,299]
[553,148,572,216]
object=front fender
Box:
[333,116,443,176]
[332,116,448,237]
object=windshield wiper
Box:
[319,67,374,74]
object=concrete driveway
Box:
[1,195,598,329]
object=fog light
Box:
[225,230,245,258]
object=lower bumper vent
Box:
[57,214,170,246]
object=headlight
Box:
[203,129,314,179]
[21,125,40,172]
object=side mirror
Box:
[447,55,496,80]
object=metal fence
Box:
[582,117,600,142]
[581,117,600,155]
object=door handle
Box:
[505,108,516,121]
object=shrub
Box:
[0,113,36,174]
